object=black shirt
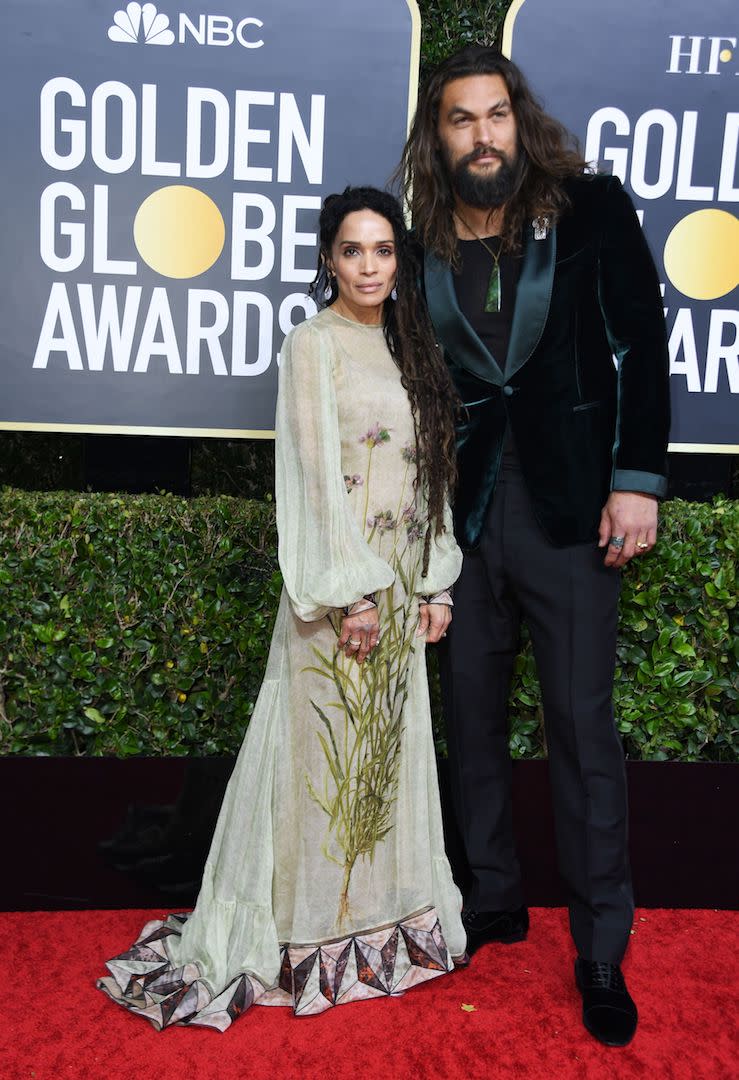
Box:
[453,237,521,369]
[453,237,522,466]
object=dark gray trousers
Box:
[440,459,634,964]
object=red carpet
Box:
[1,908,735,1079]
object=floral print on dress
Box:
[309,419,422,923]
[359,422,392,537]
[307,402,448,926]
[306,547,422,926]
[344,474,364,494]
[367,509,398,532]
[359,423,392,448]
[402,505,425,544]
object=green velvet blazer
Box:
[423,175,671,550]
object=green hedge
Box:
[418,1,508,71]
[0,490,281,757]
[1,489,736,760]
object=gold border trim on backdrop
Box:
[668,443,738,455]
[501,0,528,57]
[405,0,421,136]
[0,421,275,439]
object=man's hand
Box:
[598,491,658,568]
[417,602,452,643]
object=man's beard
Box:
[449,147,520,209]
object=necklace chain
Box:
[455,212,503,263]
[455,211,504,314]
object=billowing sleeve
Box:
[275,320,395,622]
[415,498,463,597]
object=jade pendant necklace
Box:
[456,212,503,313]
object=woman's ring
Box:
[636,541,649,550]
[348,639,361,647]
[609,535,625,549]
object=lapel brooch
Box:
[532,216,550,241]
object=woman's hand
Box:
[338,606,380,664]
[417,602,452,643]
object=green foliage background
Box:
[1,489,736,761]
[418,1,508,70]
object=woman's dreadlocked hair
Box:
[310,186,459,577]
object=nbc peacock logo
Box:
[108,2,175,45]
[107,3,265,48]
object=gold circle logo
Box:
[663,209,739,301]
[133,186,225,279]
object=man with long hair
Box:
[398,46,670,1047]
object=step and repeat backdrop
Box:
[504,0,738,451]
[0,0,419,436]
[0,0,736,449]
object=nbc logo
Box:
[108,2,264,48]
[108,3,175,45]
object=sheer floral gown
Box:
[97,307,466,1029]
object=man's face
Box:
[437,74,520,209]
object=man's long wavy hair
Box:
[310,186,458,577]
[397,46,589,260]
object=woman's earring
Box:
[390,285,398,301]
[324,276,335,301]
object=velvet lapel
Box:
[505,221,557,381]
[423,249,504,386]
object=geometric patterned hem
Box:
[96,907,456,1031]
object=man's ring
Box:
[636,541,649,550]
[609,535,625,549]
[348,639,361,647]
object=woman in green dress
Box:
[97,187,466,1029]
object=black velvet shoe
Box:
[575,959,638,1047]
[461,905,529,954]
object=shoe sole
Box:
[581,1015,636,1048]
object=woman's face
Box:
[327,209,398,324]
